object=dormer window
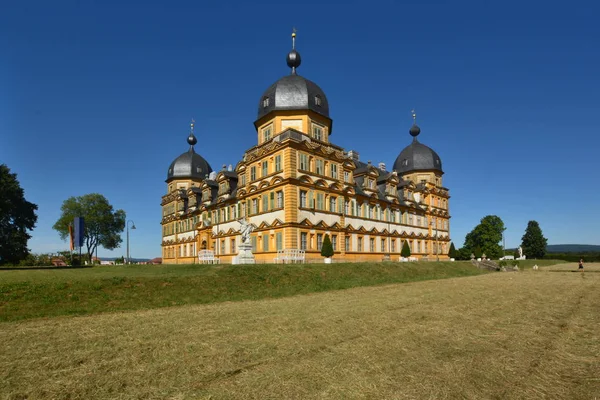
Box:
[315,95,322,106]
[402,159,409,167]
[262,97,270,108]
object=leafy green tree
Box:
[473,246,482,259]
[463,215,505,259]
[401,241,411,258]
[320,234,334,258]
[448,242,457,258]
[457,247,471,260]
[0,165,38,265]
[521,220,548,259]
[53,193,126,262]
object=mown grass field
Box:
[0,260,507,322]
[2,260,597,399]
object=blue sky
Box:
[2,1,599,259]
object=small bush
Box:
[498,260,507,267]
[320,235,334,258]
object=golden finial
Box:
[292,27,297,49]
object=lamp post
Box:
[127,220,136,264]
[436,225,439,262]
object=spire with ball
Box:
[409,109,421,140]
[187,118,198,151]
[287,28,301,75]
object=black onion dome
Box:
[393,124,443,174]
[257,74,329,120]
[166,133,212,182]
[257,47,329,121]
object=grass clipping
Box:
[1,263,599,399]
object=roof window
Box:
[315,95,322,106]
[262,97,270,108]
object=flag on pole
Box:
[69,224,74,251]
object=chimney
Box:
[378,162,386,171]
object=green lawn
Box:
[1,263,597,399]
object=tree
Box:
[521,220,548,259]
[448,242,457,259]
[0,165,38,265]
[463,215,505,259]
[53,193,126,261]
[457,247,472,260]
[320,234,334,258]
[401,241,411,258]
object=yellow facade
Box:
[161,44,451,264]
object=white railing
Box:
[274,249,306,264]
[198,250,220,264]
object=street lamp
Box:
[430,219,439,262]
[127,220,136,264]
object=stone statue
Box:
[239,218,254,244]
[518,246,523,258]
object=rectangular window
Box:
[262,161,268,177]
[317,234,323,250]
[331,164,338,179]
[344,171,350,183]
[263,126,272,142]
[250,166,256,181]
[251,236,257,252]
[316,159,324,175]
[381,238,386,252]
[316,193,324,210]
[299,154,309,171]
[300,232,307,250]
[241,174,246,186]
[262,195,268,212]
[370,238,375,252]
[231,239,236,254]
[332,235,337,251]
[358,237,363,252]
[345,237,350,251]
[312,124,323,141]
[221,240,225,255]
[270,192,275,209]
[263,234,269,252]
[276,232,283,250]
[391,239,396,252]
[275,155,282,172]
[300,190,307,208]
[252,199,258,214]
[329,197,336,212]
[277,191,284,208]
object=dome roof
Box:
[257,74,329,120]
[393,124,443,174]
[256,43,329,121]
[166,127,213,182]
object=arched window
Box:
[262,97,270,108]
[315,95,322,106]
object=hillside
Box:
[546,244,600,253]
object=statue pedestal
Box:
[233,242,255,264]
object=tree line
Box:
[447,217,549,261]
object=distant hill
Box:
[546,244,600,253]
[97,257,151,262]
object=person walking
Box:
[579,258,584,271]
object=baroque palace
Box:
[161,34,451,264]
